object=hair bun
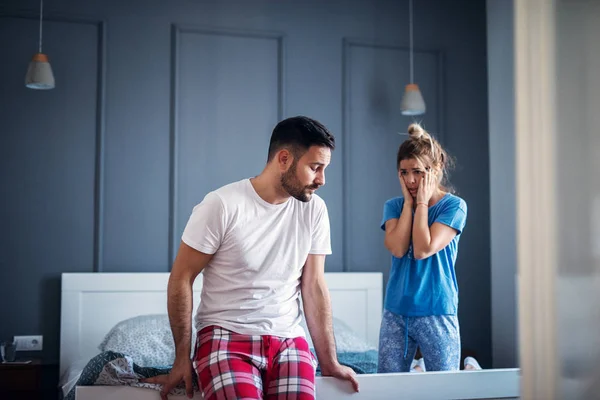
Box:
[407,123,425,139]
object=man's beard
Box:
[281,161,318,202]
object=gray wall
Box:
[486,0,518,369]
[0,0,491,368]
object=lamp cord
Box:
[38,0,44,53]
[409,0,414,83]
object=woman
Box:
[377,123,467,373]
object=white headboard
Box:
[59,272,382,376]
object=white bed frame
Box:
[60,272,520,399]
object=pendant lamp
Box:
[25,0,55,90]
[400,0,425,116]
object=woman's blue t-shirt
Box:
[381,193,467,317]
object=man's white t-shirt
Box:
[181,178,332,338]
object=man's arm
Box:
[168,241,213,359]
[144,241,213,400]
[301,254,336,369]
[301,254,359,392]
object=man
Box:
[146,116,359,399]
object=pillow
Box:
[99,314,195,367]
[299,316,377,353]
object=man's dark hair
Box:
[267,116,335,162]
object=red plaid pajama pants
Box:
[193,325,317,400]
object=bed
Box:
[59,272,520,399]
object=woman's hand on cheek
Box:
[399,175,413,206]
[416,170,437,204]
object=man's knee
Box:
[193,326,265,399]
[196,361,264,400]
[265,338,316,399]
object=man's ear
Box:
[277,149,294,171]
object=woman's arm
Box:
[384,202,414,258]
[412,207,458,260]
[383,175,415,258]
[412,170,459,259]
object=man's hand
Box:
[142,357,194,400]
[321,362,360,393]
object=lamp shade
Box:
[25,53,55,90]
[400,83,425,116]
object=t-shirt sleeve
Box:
[310,200,332,255]
[381,198,403,231]
[434,197,467,234]
[181,192,227,254]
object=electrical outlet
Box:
[14,335,43,351]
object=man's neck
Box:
[250,173,290,205]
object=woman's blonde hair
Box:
[397,123,455,193]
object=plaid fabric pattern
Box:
[194,326,317,400]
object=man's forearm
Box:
[302,281,338,371]
[167,277,194,359]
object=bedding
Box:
[63,351,197,400]
[318,350,378,375]
[59,358,88,398]
[299,315,378,353]
[64,314,379,398]
[98,313,378,369]
[64,350,378,400]
[299,315,379,374]
[98,313,195,366]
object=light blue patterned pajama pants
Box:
[377,309,461,373]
